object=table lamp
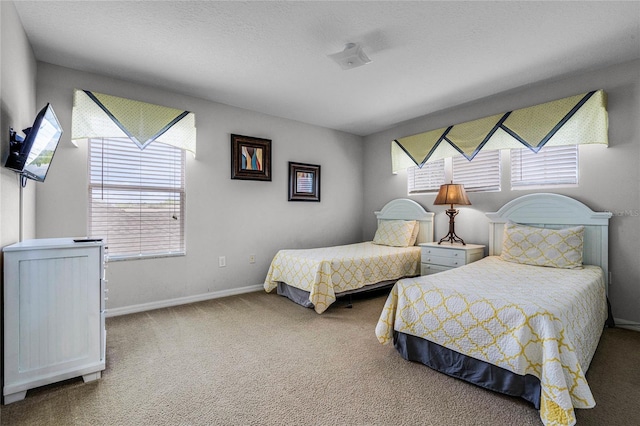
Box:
[434,183,471,245]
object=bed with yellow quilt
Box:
[375,193,612,426]
[264,199,434,313]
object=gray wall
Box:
[1,0,38,385]
[363,59,640,324]
[35,63,364,311]
[1,0,38,248]
[4,3,639,324]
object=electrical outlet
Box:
[249,254,256,264]
[218,256,226,267]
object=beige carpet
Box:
[2,290,639,425]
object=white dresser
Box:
[419,242,485,275]
[3,238,107,404]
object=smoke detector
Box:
[328,43,372,70]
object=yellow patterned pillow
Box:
[501,222,585,269]
[373,220,417,247]
[408,221,420,245]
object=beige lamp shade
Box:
[434,183,471,208]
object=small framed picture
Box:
[288,162,320,202]
[231,134,272,181]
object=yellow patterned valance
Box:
[392,90,608,172]
[72,89,196,155]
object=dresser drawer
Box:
[421,254,465,268]
[419,243,486,276]
[421,246,462,259]
[421,263,451,275]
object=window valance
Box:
[392,90,607,173]
[72,89,196,155]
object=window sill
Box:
[511,183,578,191]
[106,252,186,262]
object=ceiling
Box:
[12,1,640,137]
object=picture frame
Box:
[288,162,320,202]
[231,134,272,181]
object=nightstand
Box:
[419,242,485,275]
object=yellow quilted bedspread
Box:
[376,256,607,426]
[264,242,420,313]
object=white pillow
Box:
[373,220,417,247]
[500,222,585,269]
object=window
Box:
[452,150,501,192]
[511,145,578,189]
[408,150,500,194]
[407,159,445,194]
[88,138,186,259]
[407,145,580,194]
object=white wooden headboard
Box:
[486,193,612,288]
[375,198,435,244]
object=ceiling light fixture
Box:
[328,43,372,70]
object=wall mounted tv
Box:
[5,103,63,184]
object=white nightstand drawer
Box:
[419,242,486,276]
[421,254,465,268]
[421,246,462,259]
[421,263,450,275]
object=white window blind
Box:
[452,150,501,192]
[88,137,185,259]
[408,159,445,194]
[511,145,578,189]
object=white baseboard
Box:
[614,318,640,332]
[105,284,264,317]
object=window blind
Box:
[88,138,185,258]
[452,149,501,192]
[511,145,578,188]
[408,159,445,194]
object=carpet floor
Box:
[1,289,639,425]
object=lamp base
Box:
[437,208,466,245]
[438,233,466,245]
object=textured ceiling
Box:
[12,1,640,136]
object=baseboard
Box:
[105,284,264,317]
[613,318,640,332]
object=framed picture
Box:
[288,162,320,202]
[231,134,272,181]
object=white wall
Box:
[1,0,38,248]
[35,63,364,312]
[363,59,640,324]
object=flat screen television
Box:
[5,103,63,183]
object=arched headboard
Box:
[486,193,612,288]
[375,198,435,244]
